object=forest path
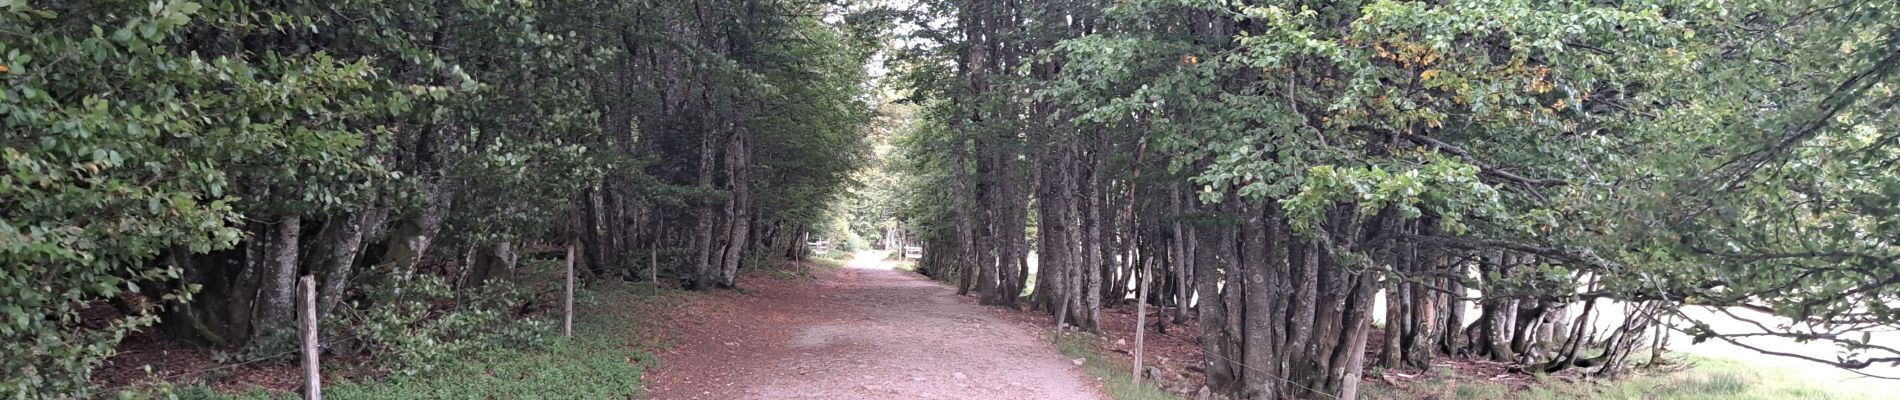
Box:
[646,251,1104,399]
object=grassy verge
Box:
[811,257,847,269]
[825,249,852,260]
[179,281,671,399]
[1053,333,1177,400]
[745,254,843,281]
[1361,353,1885,400]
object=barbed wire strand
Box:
[97,325,384,394]
[96,347,305,394]
[1194,346,1345,400]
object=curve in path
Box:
[648,251,1102,400]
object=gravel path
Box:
[647,252,1103,400]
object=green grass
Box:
[170,281,669,399]
[756,258,842,282]
[1053,333,1177,400]
[1362,353,1888,400]
[824,249,851,260]
[812,257,847,269]
[746,255,839,281]
[329,281,664,398]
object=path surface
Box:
[648,251,1103,400]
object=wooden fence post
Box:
[1132,259,1149,387]
[299,275,321,400]
[1124,137,1152,386]
[650,245,660,296]
[650,225,661,296]
[564,241,576,338]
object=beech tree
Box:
[885,0,1899,398]
[6,0,1898,398]
[3,0,874,396]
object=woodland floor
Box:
[647,251,1105,400]
[88,250,1891,399]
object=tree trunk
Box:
[1476,253,1518,361]
[253,218,302,339]
[1381,274,1405,369]
[1404,228,1438,369]
[1033,138,1072,315]
[1192,216,1236,392]
[378,182,454,299]
[584,185,610,276]
[310,210,385,317]
[689,110,719,290]
[718,130,751,288]
[467,241,517,288]
[1237,204,1283,399]
[995,154,1029,305]
[1337,279,1375,400]
[227,221,267,341]
[1172,185,1195,324]
[1079,146,1104,331]
[1442,256,1469,356]
[953,137,980,296]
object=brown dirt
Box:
[647,253,1105,400]
[86,300,306,395]
[985,286,1548,399]
[984,298,1205,397]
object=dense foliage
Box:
[1,0,875,396]
[878,0,1898,398]
[6,0,1898,398]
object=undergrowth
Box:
[1360,353,1888,400]
[751,254,842,281]
[811,257,847,269]
[825,249,851,260]
[153,280,670,399]
[1053,333,1176,400]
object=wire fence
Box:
[1050,326,1342,400]
[1196,348,1343,400]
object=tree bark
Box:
[1404,225,1439,369]
[689,108,719,290]
[1079,145,1104,331]
[1032,143,1066,313]
[952,135,980,296]
[1192,215,1236,392]
[1237,204,1282,399]
[378,182,455,299]
[253,218,302,339]
[467,241,516,288]
[311,210,385,317]
[718,130,751,288]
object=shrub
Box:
[346,275,552,378]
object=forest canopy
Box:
[872,0,1899,398]
[3,0,874,396]
[2,0,1898,398]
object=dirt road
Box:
[647,251,1103,400]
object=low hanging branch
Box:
[1399,133,1567,188]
